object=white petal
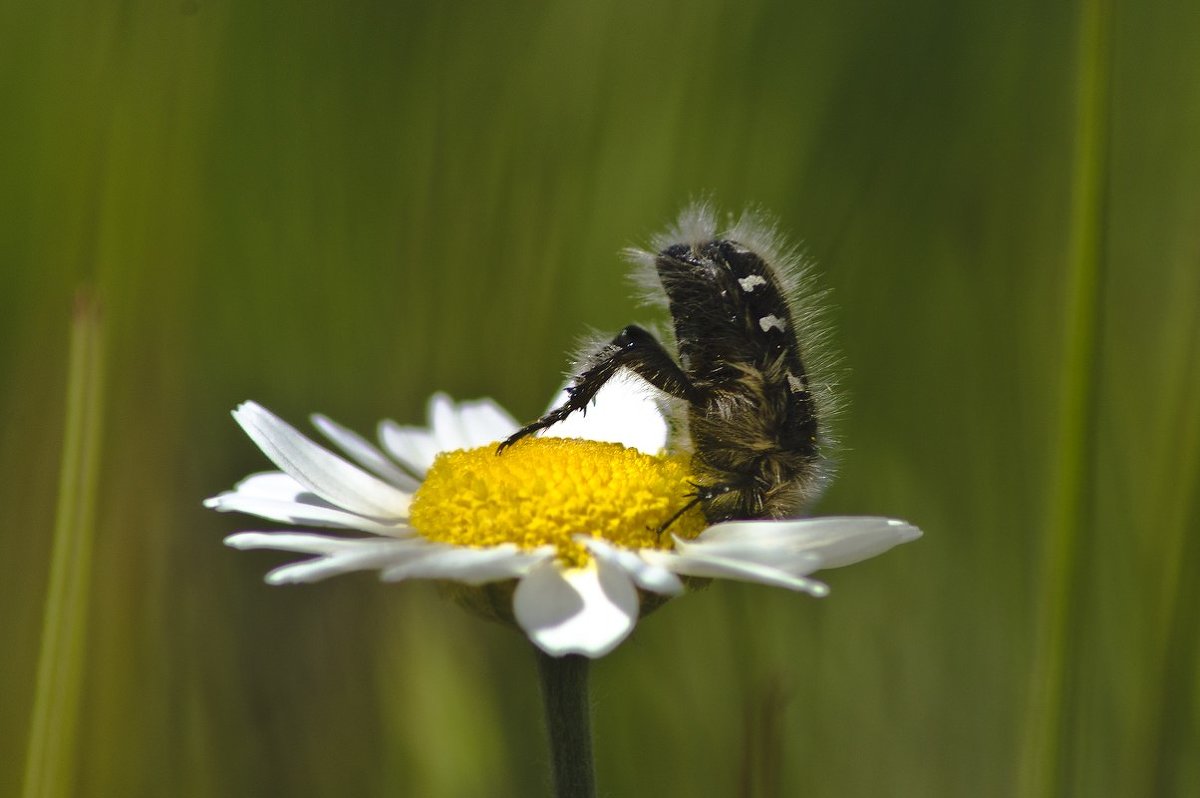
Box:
[538,371,668,454]
[232,402,413,519]
[377,421,441,476]
[266,549,413,584]
[513,558,639,658]
[694,517,922,570]
[273,545,418,583]
[205,469,407,533]
[456,399,520,447]
[220,471,311,502]
[812,518,922,568]
[311,413,422,491]
[428,392,471,451]
[581,537,684,596]
[645,548,830,597]
[379,544,553,584]
[669,533,822,573]
[205,493,409,534]
[225,531,374,554]
[225,533,424,584]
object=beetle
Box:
[499,205,835,526]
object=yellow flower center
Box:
[409,437,708,568]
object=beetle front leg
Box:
[498,325,696,452]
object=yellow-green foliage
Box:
[1,1,1197,796]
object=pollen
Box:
[409,438,707,568]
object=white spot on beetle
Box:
[759,314,786,333]
[738,275,767,292]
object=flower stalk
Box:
[535,650,595,798]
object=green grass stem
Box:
[1019,0,1112,794]
[21,291,106,798]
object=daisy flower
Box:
[207,375,920,658]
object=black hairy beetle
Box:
[500,205,836,527]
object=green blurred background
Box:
[3,0,1198,796]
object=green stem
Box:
[1019,0,1111,794]
[22,291,106,798]
[535,650,596,798]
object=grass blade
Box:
[1019,0,1113,793]
[21,291,106,798]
